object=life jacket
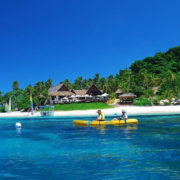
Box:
[101,112,105,121]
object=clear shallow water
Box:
[0,115,180,180]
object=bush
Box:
[0,105,6,112]
[152,99,159,105]
[178,94,180,99]
[133,97,151,106]
[109,93,116,99]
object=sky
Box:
[0,0,180,93]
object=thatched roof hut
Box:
[49,83,104,103]
[50,91,75,96]
[48,83,69,95]
[72,85,102,97]
[119,93,137,105]
[115,89,123,98]
[87,85,102,96]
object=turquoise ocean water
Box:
[0,115,180,179]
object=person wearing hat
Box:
[96,110,105,121]
[119,109,128,123]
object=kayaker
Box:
[96,110,105,121]
[119,109,128,123]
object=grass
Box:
[43,102,113,111]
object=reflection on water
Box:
[89,124,138,134]
[75,123,138,134]
[16,128,22,135]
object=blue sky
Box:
[0,0,180,93]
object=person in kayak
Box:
[96,110,105,121]
[119,109,128,123]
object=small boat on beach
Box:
[73,119,138,126]
[40,106,55,117]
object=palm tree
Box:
[93,73,100,86]
[34,82,45,106]
[74,77,83,89]
[99,77,106,92]
[45,79,53,89]
[119,69,132,93]
[12,81,19,90]
[63,79,72,89]
[82,79,89,89]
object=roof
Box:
[50,91,75,96]
[87,84,102,95]
[119,93,137,98]
[115,89,123,94]
[73,90,87,96]
[48,83,64,94]
[49,84,103,97]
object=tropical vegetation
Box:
[0,45,180,111]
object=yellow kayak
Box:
[73,119,138,126]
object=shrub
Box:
[133,97,151,106]
[178,94,180,99]
[0,105,6,112]
[152,99,159,105]
[109,93,116,99]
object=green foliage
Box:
[0,91,3,105]
[133,97,151,106]
[3,79,52,111]
[12,81,19,90]
[4,89,28,111]
[0,105,5,112]
[93,73,100,86]
[109,93,116,99]
[73,77,83,89]
[1,45,180,111]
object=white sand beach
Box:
[0,105,180,118]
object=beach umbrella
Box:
[85,94,92,100]
[62,97,68,100]
[97,95,102,97]
[85,94,91,97]
[102,93,109,97]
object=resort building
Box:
[48,84,74,104]
[49,84,108,104]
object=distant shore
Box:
[0,105,180,118]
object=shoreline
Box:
[0,105,180,118]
